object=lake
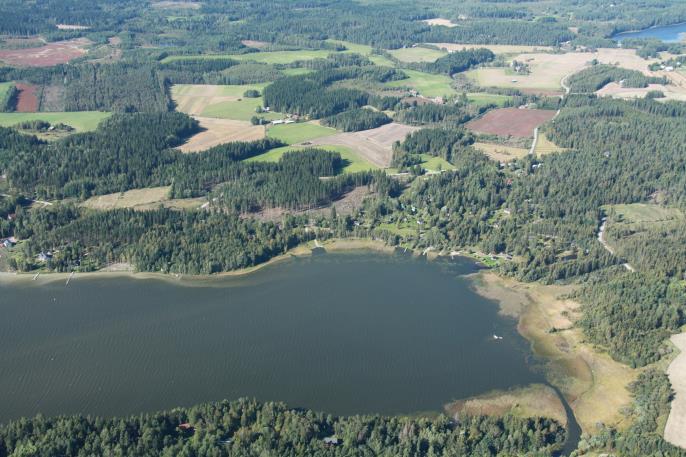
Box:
[612,22,686,43]
[0,252,544,423]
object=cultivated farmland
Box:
[267,121,337,145]
[0,38,91,67]
[307,122,419,168]
[388,47,447,63]
[474,142,530,162]
[465,48,660,93]
[247,144,378,174]
[432,43,554,54]
[14,83,39,112]
[385,69,456,97]
[466,108,556,138]
[179,117,266,152]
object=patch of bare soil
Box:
[466,108,556,138]
[14,83,39,112]
[0,38,91,67]
[307,123,418,168]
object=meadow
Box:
[385,69,456,97]
[266,121,337,144]
[247,144,378,174]
[0,111,111,132]
[388,47,447,63]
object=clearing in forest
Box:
[603,203,684,230]
[466,108,556,138]
[0,38,91,67]
[533,132,566,156]
[465,48,659,93]
[179,117,266,152]
[422,18,458,27]
[14,83,39,112]
[82,186,207,211]
[474,142,529,162]
[247,144,378,174]
[385,69,456,97]
[388,47,447,63]
[307,122,419,168]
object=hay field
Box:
[466,48,659,92]
[422,18,458,28]
[534,132,566,156]
[596,82,686,101]
[82,187,172,210]
[307,122,418,168]
[267,121,337,145]
[474,142,529,162]
[0,111,111,132]
[385,69,456,97]
[179,117,265,152]
[171,84,268,115]
[388,47,447,63]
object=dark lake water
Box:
[0,252,544,423]
[612,22,686,42]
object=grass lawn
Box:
[162,50,332,65]
[201,97,282,121]
[376,221,417,237]
[0,112,111,132]
[267,122,337,144]
[467,92,511,107]
[385,69,456,97]
[388,47,447,63]
[247,144,378,174]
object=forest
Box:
[0,398,566,457]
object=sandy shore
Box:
[665,332,686,449]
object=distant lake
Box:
[612,22,686,43]
[0,252,543,423]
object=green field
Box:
[388,47,446,63]
[0,112,111,132]
[280,68,314,76]
[467,92,511,107]
[385,69,456,97]
[604,203,684,228]
[0,81,14,100]
[325,39,395,66]
[162,50,333,65]
[419,154,455,172]
[201,97,282,121]
[247,144,377,174]
[267,122,337,144]
[172,83,269,98]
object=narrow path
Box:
[597,218,634,272]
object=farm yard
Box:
[466,108,556,138]
[307,122,419,168]
[178,117,266,152]
[0,38,91,67]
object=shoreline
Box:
[469,270,637,434]
[0,238,399,286]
